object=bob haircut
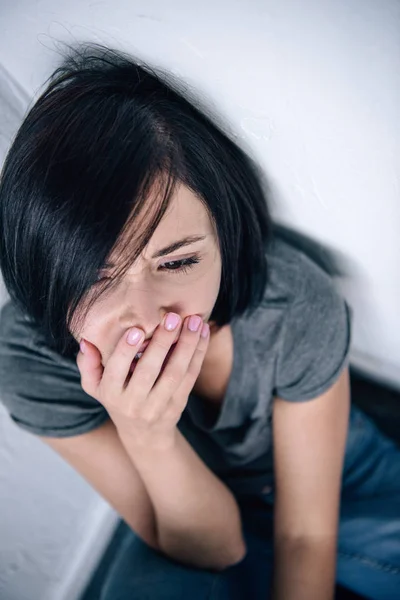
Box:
[0,43,273,361]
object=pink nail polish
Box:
[127,328,142,345]
[188,315,202,332]
[165,312,180,331]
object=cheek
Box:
[69,302,104,342]
[184,266,221,308]
[194,253,221,289]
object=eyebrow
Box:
[103,234,207,268]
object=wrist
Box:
[117,425,179,455]
[272,536,336,600]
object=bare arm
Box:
[40,418,159,550]
[40,417,245,572]
[118,426,247,572]
[271,367,350,599]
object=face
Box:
[71,183,222,368]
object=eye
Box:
[159,255,200,275]
[95,255,201,284]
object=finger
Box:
[144,317,208,413]
[125,313,184,402]
[76,338,105,399]
[102,327,146,396]
[169,322,210,409]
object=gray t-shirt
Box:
[0,237,352,496]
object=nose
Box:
[120,306,182,343]
[119,276,187,337]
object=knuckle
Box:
[145,409,159,424]
[189,343,202,359]
[136,368,154,385]
[104,365,120,382]
[124,405,141,420]
[163,372,180,387]
[178,334,197,351]
[152,336,170,352]
[115,347,135,365]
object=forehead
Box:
[107,183,214,265]
[152,183,210,233]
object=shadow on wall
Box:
[272,221,349,278]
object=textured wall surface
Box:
[0,1,399,599]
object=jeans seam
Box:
[338,548,400,575]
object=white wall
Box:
[0,1,399,599]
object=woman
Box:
[0,43,399,600]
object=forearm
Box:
[272,536,337,600]
[118,427,247,571]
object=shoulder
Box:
[262,235,341,309]
[0,300,108,437]
[261,236,352,401]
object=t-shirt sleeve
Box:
[274,255,353,402]
[0,300,109,437]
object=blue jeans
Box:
[100,405,400,600]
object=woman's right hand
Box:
[76,312,210,449]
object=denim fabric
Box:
[100,405,400,600]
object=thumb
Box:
[76,338,104,399]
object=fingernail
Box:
[164,312,181,331]
[188,315,202,332]
[80,339,86,354]
[126,328,142,345]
